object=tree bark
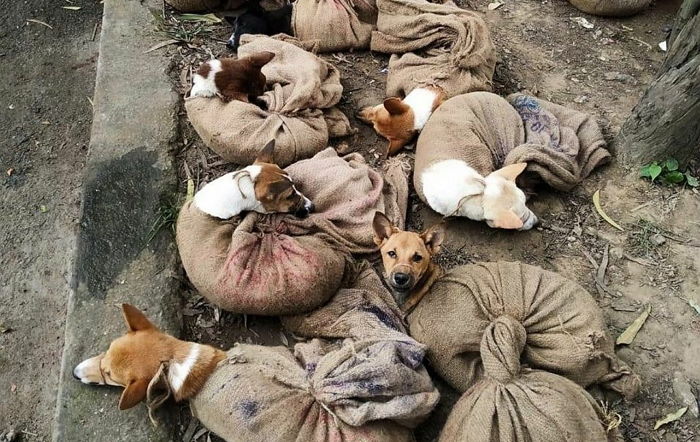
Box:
[616,0,700,168]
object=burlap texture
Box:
[293,0,378,52]
[176,148,409,315]
[369,0,496,98]
[414,92,611,202]
[408,262,640,398]
[438,316,620,442]
[568,0,652,17]
[185,35,354,167]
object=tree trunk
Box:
[616,0,700,168]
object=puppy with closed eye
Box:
[194,139,314,219]
[190,52,275,103]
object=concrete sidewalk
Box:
[53,0,182,440]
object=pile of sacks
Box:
[176,148,408,315]
[408,261,640,441]
[188,266,440,441]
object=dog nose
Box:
[306,201,315,213]
[392,272,411,287]
[226,38,238,50]
[294,206,310,218]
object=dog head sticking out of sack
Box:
[193,140,315,219]
[190,52,275,103]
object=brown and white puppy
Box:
[193,140,314,219]
[190,51,275,102]
[373,212,444,312]
[358,86,446,156]
[73,304,226,410]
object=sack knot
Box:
[480,315,526,384]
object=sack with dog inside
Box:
[189,267,439,442]
[185,35,354,168]
[408,261,641,398]
[438,315,620,442]
[176,148,409,315]
[370,0,497,99]
[293,0,378,52]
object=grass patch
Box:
[153,13,215,43]
[626,219,669,258]
[147,197,181,244]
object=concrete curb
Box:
[53,0,181,440]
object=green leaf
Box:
[640,164,652,178]
[664,158,679,171]
[663,170,685,184]
[685,173,699,187]
[654,407,687,430]
[648,164,662,181]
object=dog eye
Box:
[387,250,397,258]
[412,254,423,262]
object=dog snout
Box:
[227,35,239,50]
[392,272,412,288]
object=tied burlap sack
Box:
[185,35,354,168]
[439,316,620,442]
[414,92,611,201]
[165,0,246,12]
[408,262,640,398]
[370,0,496,98]
[568,0,652,17]
[176,148,409,315]
[293,0,378,52]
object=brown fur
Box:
[372,212,444,311]
[358,86,445,156]
[252,140,311,214]
[198,52,275,103]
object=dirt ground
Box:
[0,0,102,439]
[162,0,700,441]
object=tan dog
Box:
[73,304,226,410]
[372,212,444,312]
[358,86,446,156]
[193,139,314,219]
[190,52,275,102]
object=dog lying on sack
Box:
[177,147,409,315]
[186,35,354,168]
[73,299,439,442]
[414,91,611,229]
[372,214,641,399]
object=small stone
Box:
[567,236,577,242]
[573,95,588,104]
[650,233,666,246]
[672,372,699,417]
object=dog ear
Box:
[247,51,275,68]
[383,97,410,116]
[121,304,155,332]
[421,223,445,255]
[255,140,276,164]
[490,210,524,230]
[119,378,149,410]
[373,211,397,246]
[490,163,528,182]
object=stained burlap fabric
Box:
[568,0,652,16]
[408,262,640,398]
[414,92,611,202]
[165,0,246,12]
[176,148,409,315]
[185,35,354,168]
[439,316,620,442]
[370,0,496,98]
[293,0,378,52]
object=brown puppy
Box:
[373,212,444,312]
[190,52,275,102]
[358,86,446,156]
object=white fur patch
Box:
[168,344,201,394]
[403,88,438,130]
[193,165,264,219]
[190,60,222,98]
[421,160,486,220]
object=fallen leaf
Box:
[571,17,594,29]
[688,299,700,315]
[27,19,53,29]
[279,331,289,346]
[487,2,504,10]
[654,407,687,430]
[62,6,81,10]
[0,324,12,333]
[39,205,48,213]
[593,190,624,231]
[143,39,180,54]
[616,305,651,345]
[176,13,222,23]
[186,178,195,201]
[6,168,14,176]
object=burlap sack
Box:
[370,0,496,98]
[414,92,611,202]
[293,0,377,52]
[439,316,620,442]
[569,0,652,17]
[165,0,246,12]
[176,148,409,315]
[408,262,640,398]
[185,35,354,167]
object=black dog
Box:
[226,3,293,51]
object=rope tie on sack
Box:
[480,315,527,384]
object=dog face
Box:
[191,52,274,103]
[481,163,538,230]
[73,305,173,410]
[372,212,444,305]
[226,5,292,50]
[358,98,416,155]
[253,140,314,217]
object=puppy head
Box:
[358,98,416,155]
[481,163,538,230]
[226,14,269,50]
[373,212,444,305]
[253,140,314,217]
[73,305,174,410]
